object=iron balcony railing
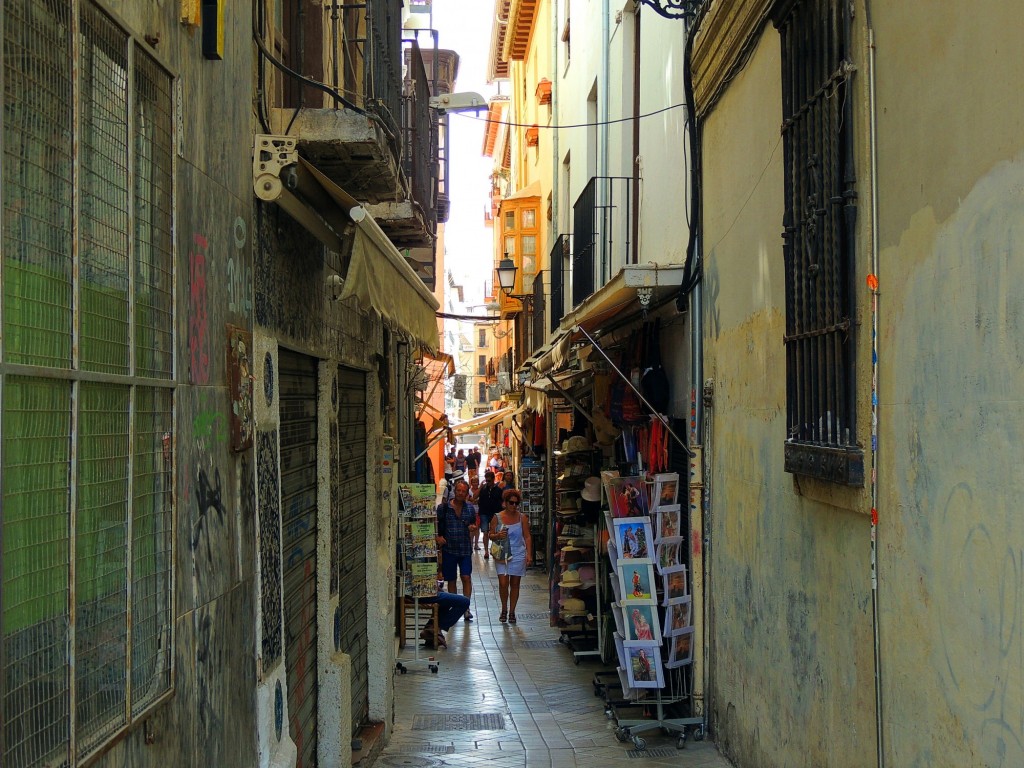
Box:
[403,41,437,238]
[549,235,569,333]
[571,176,633,308]
[531,271,546,358]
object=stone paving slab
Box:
[372,552,734,768]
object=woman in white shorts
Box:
[489,488,533,624]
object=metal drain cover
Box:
[626,747,679,759]
[514,611,551,620]
[412,713,506,731]
[519,639,561,649]
[376,757,444,767]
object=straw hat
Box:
[581,476,602,502]
[559,597,587,616]
[558,570,583,588]
[561,539,592,553]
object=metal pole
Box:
[575,325,693,457]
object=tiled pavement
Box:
[371,551,734,768]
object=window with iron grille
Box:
[774,0,863,485]
[1,2,175,765]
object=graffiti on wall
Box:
[227,325,255,452]
[257,429,283,666]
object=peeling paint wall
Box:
[700,2,1024,766]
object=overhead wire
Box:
[451,102,689,130]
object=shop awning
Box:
[523,369,590,411]
[528,328,572,377]
[302,159,441,352]
[420,350,455,377]
[560,263,686,339]
[450,406,515,437]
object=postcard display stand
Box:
[396,483,441,674]
[600,471,703,750]
[551,443,602,662]
[518,458,546,569]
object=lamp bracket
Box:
[636,0,700,20]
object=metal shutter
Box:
[332,366,368,735]
[279,350,319,768]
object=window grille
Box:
[775,0,863,485]
[1,2,176,765]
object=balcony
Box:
[268,0,439,261]
[530,271,546,359]
[571,176,633,308]
[549,234,569,333]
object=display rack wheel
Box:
[574,655,581,666]
[430,664,439,673]
[614,727,628,742]
[693,725,705,741]
[395,663,406,674]
[604,707,614,719]
[677,735,687,750]
[631,735,646,751]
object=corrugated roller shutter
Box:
[279,349,319,768]
[333,366,368,735]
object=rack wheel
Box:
[593,684,605,697]
[693,725,705,741]
[631,735,646,751]
[429,664,439,673]
[604,707,614,719]
[574,656,581,666]
[614,727,628,742]
[395,663,406,674]
[677,735,687,749]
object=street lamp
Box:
[495,255,531,302]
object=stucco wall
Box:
[701,31,875,768]
[872,2,1024,763]
[701,1,1024,766]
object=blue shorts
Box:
[441,554,473,581]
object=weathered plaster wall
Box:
[701,32,875,768]
[872,3,1024,763]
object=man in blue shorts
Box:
[436,478,478,622]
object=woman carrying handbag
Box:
[488,488,533,624]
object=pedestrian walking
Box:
[435,478,479,622]
[488,488,532,624]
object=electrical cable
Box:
[451,102,689,130]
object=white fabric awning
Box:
[450,406,515,437]
[301,159,441,352]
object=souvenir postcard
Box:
[613,517,654,560]
[654,504,682,542]
[624,603,662,644]
[607,476,649,518]
[624,642,665,688]
[664,596,692,636]
[656,539,683,573]
[666,626,696,668]
[653,472,679,508]
[661,565,688,605]
[618,561,656,603]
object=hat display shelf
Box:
[550,436,604,664]
[519,457,546,569]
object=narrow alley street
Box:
[371,553,733,768]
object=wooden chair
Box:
[397,596,439,649]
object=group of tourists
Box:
[420,463,529,649]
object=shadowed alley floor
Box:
[370,550,734,768]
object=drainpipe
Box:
[865,6,884,768]
[551,0,559,334]
[631,7,641,264]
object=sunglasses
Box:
[507,500,522,505]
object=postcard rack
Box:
[395,483,442,674]
[600,471,705,751]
